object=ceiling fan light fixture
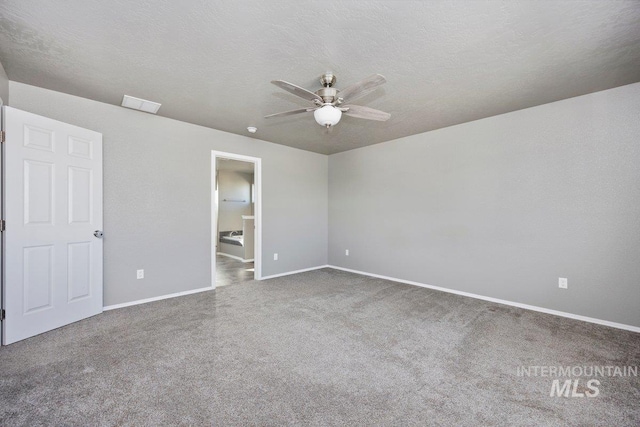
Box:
[314,105,342,127]
[266,73,389,128]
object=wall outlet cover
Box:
[137,269,144,279]
[559,277,568,289]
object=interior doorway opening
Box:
[211,151,262,288]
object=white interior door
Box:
[2,106,103,344]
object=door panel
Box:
[67,242,92,301]
[68,166,92,224]
[3,106,103,344]
[23,245,54,313]
[24,160,55,225]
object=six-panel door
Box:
[3,106,103,344]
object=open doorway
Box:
[211,151,262,288]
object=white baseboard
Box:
[103,265,328,310]
[327,265,640,333]
[216,252,253,263]
[260,265,329,280]
[104,286,214,311]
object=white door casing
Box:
[2,107,103,344]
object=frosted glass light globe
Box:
[314,105,342,127]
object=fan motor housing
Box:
[315,87,338,103]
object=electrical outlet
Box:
[345,249,349,256]
[558,277,568,289]
[137,269,144,279]
[273,253,278,261]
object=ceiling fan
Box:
[265,72,390,128]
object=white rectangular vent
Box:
[121,95,161,114]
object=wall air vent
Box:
[121,95,161,114]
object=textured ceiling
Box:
[1,1,639,154]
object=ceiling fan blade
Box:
[264,108,315,119]
[271,80,322,102]
[342,105,391,121]
[338,74,386,103]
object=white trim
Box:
[211,151,262,290]
[216,252,254,263]
[327,265,640,333]
[260,265,329,280]
[103,286,214,311]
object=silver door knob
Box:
[93,230,104,238]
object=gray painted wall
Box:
[9,81,328,306]
[7,79,639,328]
[217,170,253,232]
[329,83,640,327]
[0,58,8,105]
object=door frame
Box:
[1,106,5,345]
[211,151,262,287]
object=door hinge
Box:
[0,130,5,143]
[0,309,5,321]
[0,219,4,232]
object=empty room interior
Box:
[0,1,639,426]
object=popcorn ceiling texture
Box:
[0,0,639,154]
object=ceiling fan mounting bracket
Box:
[320,72,336,87]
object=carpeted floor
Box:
[1,268,638,426]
